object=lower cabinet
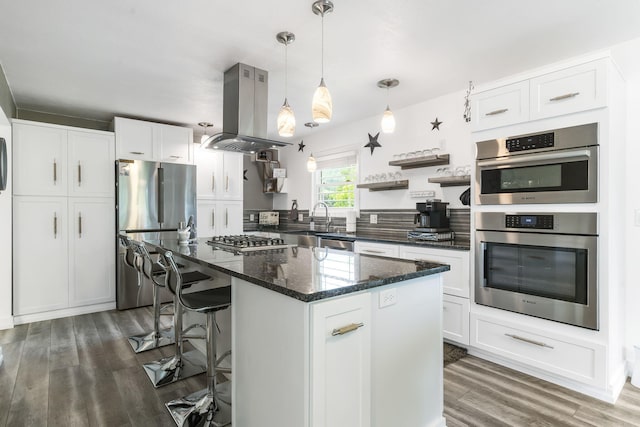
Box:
[310,293,371,427]
[13,196,115,318]
[196,199,243,237]
[398,246,470,298]
[353,241,399,258]
[470,312,606,387]
[443,294,470,344]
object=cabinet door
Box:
[530,59,607,120]
[194,148,223,199]
[114,117,157,161]
[68,198,115,307]
[398,246,470,298]
[471,81,529,132]
[443,294,470,345]
[196,199,218,238]
[311,293,371,427]
[159,124,193,164]
[68,130,115,197]
[218,201,243,235]
[13,122,68,196]
[354,241,399,258]
[13,196,69,315]
[221,152,244,200]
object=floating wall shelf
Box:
[427,175,471,187]
[356,180,409,192]
[388,154,450,170]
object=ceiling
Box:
[1,0,640,140]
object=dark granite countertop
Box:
[279,230,471,251]
[131,235,450,303]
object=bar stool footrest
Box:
[143,349,207,388]
[127,328,175,353]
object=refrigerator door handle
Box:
[157,167,165,225]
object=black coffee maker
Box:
[414,200,449,230]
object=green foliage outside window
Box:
[316,165,356,208]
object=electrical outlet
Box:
[298,213,304,222]
[379,288,397,308]
[249,214,255,221]
[370,214,378,224]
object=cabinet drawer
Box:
[354,241,399,258]
[443,295,469,345]
[471,81,529,131]
[530,60,606,120]
[399,246,469,298]
[470,313,605,386]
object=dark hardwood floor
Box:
[1,307,639,426]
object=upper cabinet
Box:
[113,117,194,164]
[13,120,114,197]
[471,58,608,132]
[194,148,244,200]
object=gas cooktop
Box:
[206,235,294,252]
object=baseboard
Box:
[468,347,623,403]
[13,302,116,325]
[0,316,14,331]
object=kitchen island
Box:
[140,235,449,427]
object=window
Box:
[311,151,358,214]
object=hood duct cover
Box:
[202,63,291,153]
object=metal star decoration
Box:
[364,132,382,155]
[298,140,306,152]
[430,117,443,130]
[243,169,248,181]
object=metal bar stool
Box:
[126,240,175,353]
[159,249,232,427]
[142,250,216,388]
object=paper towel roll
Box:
[346,210,356,233]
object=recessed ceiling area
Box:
[1,0,639,139]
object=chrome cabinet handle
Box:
[78,213,82,238]
[505,333,554,349]
[362,249,384,254]
[485,108,509,116]
[169,155,182,159]
[549,92,580,102]
[53,212,57,238]
[130,151,144,155]
[212,173,215,192]
[225,208,229,227]
[211,210,215,227]
[332,322,364,336]
[78,162,82,186]
[225,175,229,192]
[53,160,57,183]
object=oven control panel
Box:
[505,214,554,229]
[506,132,554,152]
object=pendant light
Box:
[305,122,319,172]
[276,31,296,137]
[377,79,399,134]
[311,0,334,124]
[198,122,213,143]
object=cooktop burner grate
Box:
[206,235,293,252]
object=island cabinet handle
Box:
[549,92,580,102]
[485,108,509,116]
[505,333,554,349]
[332,322,364,336]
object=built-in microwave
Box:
[475,212,598,330]
[475,123,598,205]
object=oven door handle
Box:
[477,148,591,168]
[480,242,488,283]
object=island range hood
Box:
[201,63,292,153]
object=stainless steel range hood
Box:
[201,63,291,153]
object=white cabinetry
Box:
[12,120,115,322]
[310,293,371,427]
[471,58,608,132]
[194,148,243,200]
[113,117,194,164]
[196,200,243,237]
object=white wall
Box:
[274,90,473,212]
[0,116,12,330]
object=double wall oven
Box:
[474,123,600,330]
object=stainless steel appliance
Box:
[0,137,6,192]
[475,212,598,330]
[475,123,598,205]
[409,200,454,241]
[116,159,197,309]
[207,235,293,252]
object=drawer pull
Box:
[130,151,144,155]
[549,92,580,102]
[170,155,182,159]
[505,333,554,349]
[485,108,509,116]
[362,249,384,254]
[332,322,364,336]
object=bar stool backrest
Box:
[156,250,199,311]
[128,240,165,287]
[119,235,136,269]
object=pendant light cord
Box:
[321,14,324,78]
[285,42,288,99]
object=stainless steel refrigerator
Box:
[116,159,196,309]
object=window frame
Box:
[310,150,360,218]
